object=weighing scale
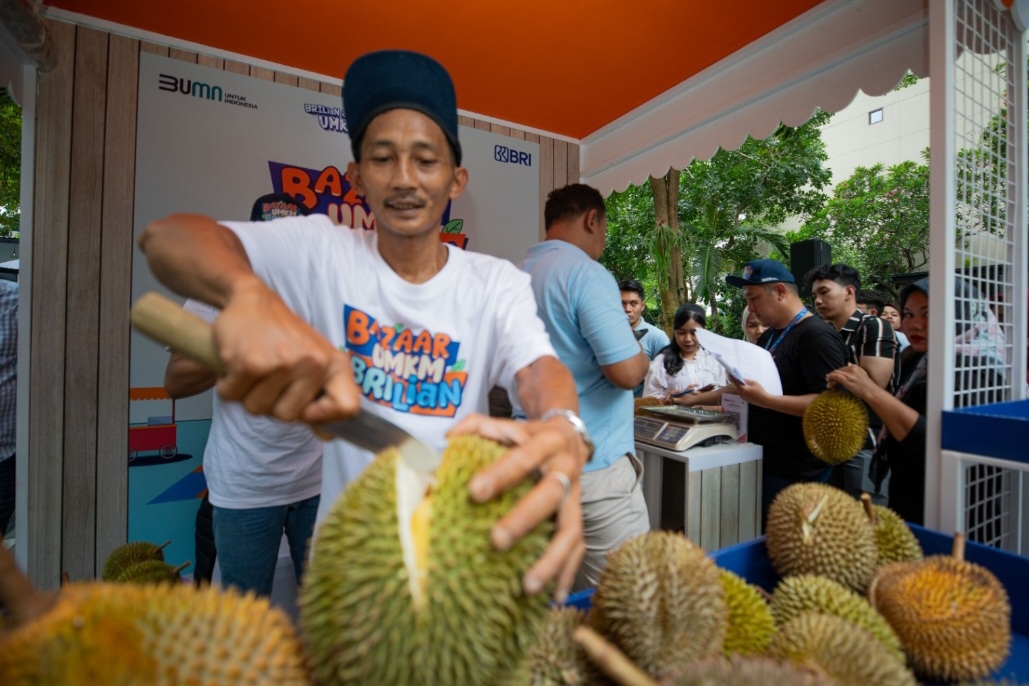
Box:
[634,405,738,451]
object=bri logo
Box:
[494,145,532,167]
[158,73,222,101]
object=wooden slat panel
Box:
[63,25,108,581]
[738,459,759,542]
[30,17,76,590]
[568,142,580,184]
[458,115,475,128]
[755,459,763,534]
[719,463,741,548]
[686,467,702,543]
[197,54,223,70]
[140,42,168,57]
[699,468,721,550]
[168,47,197,64]
[223,59,249,76]
[538,136,553,240]
[319,83,341,97]
[250,66,275,82]
[490,123,510,136]
[298,76,322,93]
[473,119,489,131]
[553,139,568,189]
[95,33,138,572]
[274,72,299,87]
[508,128,526,140]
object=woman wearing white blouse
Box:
[643,303,727,404]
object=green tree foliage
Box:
[789,156,930,300]
[0,89,21,237]
[601,111,832,334]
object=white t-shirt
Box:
[183,300,323,509]
[642,349,727,399]
[223,214,556,523]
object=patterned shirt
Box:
[838,309,900,394]
[0,280,17,460]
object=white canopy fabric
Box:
[581,0,929,195]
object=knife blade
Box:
[130,291,441,474]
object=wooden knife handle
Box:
[130,292,226,374]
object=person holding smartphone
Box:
[642,303,727,403]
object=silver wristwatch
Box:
[540,408,595,461]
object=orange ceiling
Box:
[46,0,825,139]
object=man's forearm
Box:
[515,355,580,418]
[164,352,217,399]
[753,391,818,417]
[139,214,260,307]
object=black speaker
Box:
[790,238,831,297]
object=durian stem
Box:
[0,540,56,627]
[171,561,191,575]
[153,539,172,555]
[952,532,966,561]
[807,494,829,524]
[861,493,878,526]
[573,626,657,686]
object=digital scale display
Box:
[633,407,738,452]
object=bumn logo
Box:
[494,145,532,167]
[158,73,223,102]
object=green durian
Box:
[770,612,916,686]
[771,574,903,662]
[508,606,592,686]
[860,494,923,565]
[661,655,837,686]
[803,390,869,465]
[114,560,189,585]
[720,569,776,657]
[100,540,169,582]
[300,434,552,686]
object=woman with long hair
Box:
[642,303,727,404]
[826,276,1005,524]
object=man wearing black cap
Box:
[724,258,849,518]
[139,50,588,600]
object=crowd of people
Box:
[632,258,1009,526]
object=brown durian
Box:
[589,532,727,681]
[765,482,877,593]
[662,655,838,686]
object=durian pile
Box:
[514,485,1015,686]
[0,437,1019,686]
[101,539,190,585]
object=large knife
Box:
[130,291,440,474]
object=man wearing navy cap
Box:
[725,258,849,519]
[140,50,588,600]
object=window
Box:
[869,108,884,125]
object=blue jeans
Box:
[212,494,320,596]
[761,468,832,532]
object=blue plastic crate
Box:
[564,527,1028,681]
[942,399,1029,464]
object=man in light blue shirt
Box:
[619,278,670,396]
[520,184,650,590]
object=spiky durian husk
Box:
[589,532,727,682]
[868,504,923,565]
[765,483,877,593]
[720,570,775,657]
[300,435,552,686]
[770,574,903,662]
[114,559,181,585]
[869,556,1011,682]
[770,612,916,686]
[0,582,310,685]
[661,655,837,686]
[101,540,166,581]
[802,391,869,465]
[507,606,592,686]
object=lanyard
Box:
[764,308,808,356]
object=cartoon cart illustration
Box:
[129,386,178,462]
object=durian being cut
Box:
[300,434,552,686]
